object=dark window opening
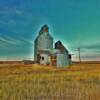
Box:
[41,56,44,61]
[69,54,71,59]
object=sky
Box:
[0,0,100,61]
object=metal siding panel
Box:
[57,54,70,67]
[38,34,53,50]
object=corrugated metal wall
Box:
[37,33,53,50]
[57,53,70,67]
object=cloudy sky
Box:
[0,0,100,61]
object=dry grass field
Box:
[0,63,100,100]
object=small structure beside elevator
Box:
[34,24,71,67]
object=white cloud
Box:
[0,33,34,46]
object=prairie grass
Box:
[0,63,100,100]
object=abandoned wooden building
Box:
[34,24,71,67]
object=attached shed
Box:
[40,54,50,65]
[37,50,51,65]
[56,53,70,67]
[54,41,71,67]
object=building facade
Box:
[34,25,53,62]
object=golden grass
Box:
[0,63,100,100]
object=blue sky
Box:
[0,0,100,61]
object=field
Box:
[0,63,100,100]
